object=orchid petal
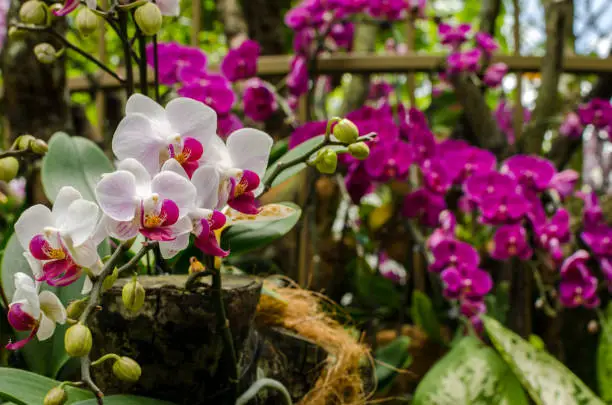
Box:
[36,313,56,341]
[117,158,152,197]
[81,276,93,295]
[166,97,217,145]
[38,291,66,324]
[161,159,189,179]
[159,231,190,259]
[156,0,180,16]
[51,187,82,225]
[23,253,44,282]
[70,239,100,268]
[226,128,273,180]
[52,0,79,16]
[151,171,196,215]
[105,217,140,241]
[125,94,166,122]
[95,171,137,222]
[200,135,232,168]
[85,0,97,8]
[191,165,220,209]
[112,114,164,176]
[60,200,99,247]
[15,205,53,252]
[12,273,40,319]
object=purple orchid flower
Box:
[218,114,244,138]
[243,79,278,122]
[483,63,508,88]
[577,98,612,130]
[536,208,570,263]
[364,140,413,182]
[463,171,518,204]
[440,266,492,300]
[406,127,437,165]
[193,210,228,257]
[480,191,530,225]
[581,226,612,258]
[330,21,355,50]
[293,28,315,55]
[366,0,409,21]
[559,250,600,308]
[576,191,605,233]
[146,42,207,86]
[441,145,496,184]
[345,162,374,204]
[421,158,455,194]
[447,49,482,74]
[177,82,236,115]
[474,32,499,55]
[368,80,394,101]
[490,224,533,260]
[427,210,456,250]
[288,56,309,97]
[549,170,579,199]
[460,298,487,332]
[559,112,584,139]
[430,239,480,273]
[289,120,327,149]
[494,101,531,145]
[220,39,260,82]
[378,252,408,285]
[438,23,471,49]
[285,4,324,30]
[402,188,446,227]
[502,155,557,192]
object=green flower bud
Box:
[8,27,28,41]
[31,139,48,155]
[34,43,58,64]
[348,142,370,160]
[44,386,67,405]
[315,148,337,174]
[112,356,142,382]
[122,278,145,312]
[64,323,92,357]
[0,157,19,182]
[14,134,36,151]
[134,3,162,36]
[66,298,88,320]
[332,118,359,144]
[76,7,98,37]
[19,0,48,25]
[102,267,119,292]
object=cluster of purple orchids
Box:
[146,40,278,136]
[560,98,612,139]
[6,94,273,349]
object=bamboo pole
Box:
[512,0,524,143]
[191,0,201,47]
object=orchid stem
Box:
[153,35,160,102]
[118,12,134,96]
[135,18,148,96]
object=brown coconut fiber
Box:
[256,277,374,405]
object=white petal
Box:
[95,171,137,222]
[166,97,217,145]
[161,159,188,179]
[38,291,66,324]
[112,114,164,176]
[226,128,273,179]
[81,277,93,295]
[36,313,56,341]
[60,200,99,247]
[14,205,53,251]
[117,158,152,197]
[191,165,221,209]
[85,0,96,9]
[12,273,40,319]
[51,187,82,225]
[70,239,100,268]
[125,94,165,121]
[106,217,139,241]
[151,171,196,215]
[159,232,190,259]
[156,0,179,16]
[23,252,43,282]
[92,215,110,246]
[200,136,232,169]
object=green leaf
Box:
[0,367,93,405]
[72,395,177,405]
[413,337,529,405]
[221,203,301,256]
[597,303,612,402]
[352,258,401,310]
[411,291,442,344]
[1,233,85,377]
[484,281,510,324]
[484,316,605,405]
[374,336,412,393]
[41,132,114,203]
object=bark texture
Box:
[90,275,262,405]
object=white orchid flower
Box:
[6,272,66,350]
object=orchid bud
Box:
[14,134,36,151]
[8,27,28,41]
[44,386,67,405]
[19,0,48,25]
[76,7,99,37]
[0,157,19,182]
[66,298,88,320]
[34,43,58,64]
[314,148,337,174]
[134,3,162,36]
[64,323,92,357]
[102,267,119,292]
[31,139,48,154]
[188,257,205,275]
[332,118,359,144]
[112,356,142,382]
[348,142,370,160]
[122,278,145,312]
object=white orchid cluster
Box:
[6,94,273,349]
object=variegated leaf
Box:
[484,316,605,405]
[597,303,612,402]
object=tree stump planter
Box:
[89,275,262,405]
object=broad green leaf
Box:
[41,132,114,203]
[413,337,528,405]
[221,203,301,256]
[597,303,612,402]
[411,291,442,344]
[352,258,401,309]
[484,316,605,405]
[1,233,85,377]
[374,336,412,393]
[0,368,93,405]
[73,395,177,405]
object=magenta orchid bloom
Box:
[549,170,579,199]
[480,191,530,225]
[53,0,96,17]
[288,56,309,97]
[112,95,217,177]
[438,23,471,48]
[490,224,533,260]
[502,155,557,192]
[95,159,196,258]
[218,114,244,138]
[446,49,482,74]
[430,239,480,273]
[483,62,508,88]
[427,210,457,250]
[577,98,612,130]
[463,171,518,204]
[402,188,446,227]
[146,43,207,86]
[559,250,600,308]
[221,39,260,82]
[441,146,496,184]
[178,82,236,115]
[535,208,570,262]
[474,32,499,55]
[440,266,492,300]
[14,187,100,287]
[366,0,409,21]
[6,273,66,350]
[364,140,413,182]
[559,112,584,139]
[243,79,278,122]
